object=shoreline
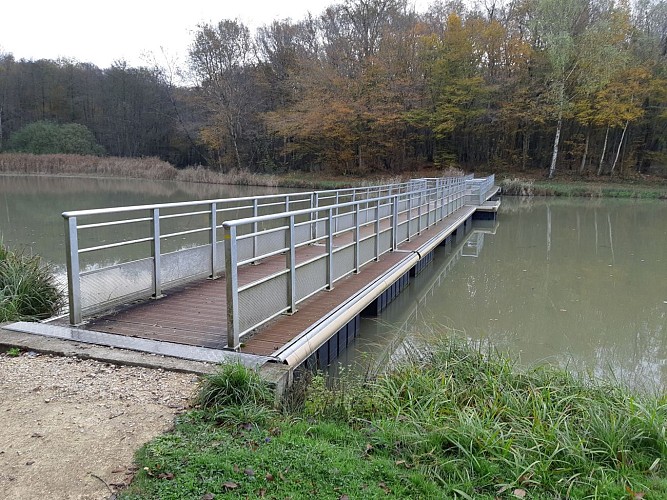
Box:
[2,153,666,198]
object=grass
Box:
[121,338,667,499]
[0,244,64,322]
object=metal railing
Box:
[465,174,496,205]
[222,176,475,349]
[62,178,465,324]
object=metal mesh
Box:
[237,237,255,262]
[294,223,311,246]
[420,214,428,230]
[359,206,373,225]
[295,258,327,302]
[238,273,288,334]
[215,241,226,274]
[161,245,211,285]
[397,221,409,245]
[254,229,287,259]
[80,257,153,314]
[379,230,392,254]
[379,203,392,219]
[336,213,354,232]
[333,246,355,282]
[359,237,376,267]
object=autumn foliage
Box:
[2,0,666,178]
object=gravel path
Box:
[0,352,199,499]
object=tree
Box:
[533,0,589,178]
[189,20,258,171]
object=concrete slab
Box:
[1,321,271,375]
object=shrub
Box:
[0,244,64,321]
[6,121,105,156]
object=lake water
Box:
[2,175,666,390]
[346,196,667,391]
[0,174,290,272]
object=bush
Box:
[6,121,105,156]
[0,244,64,321]
[197,363,273,409]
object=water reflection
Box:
[339,197,667,392]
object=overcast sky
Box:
[1,0,431,69]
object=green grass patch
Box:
[122,340,667,499]
[0,244,64,322]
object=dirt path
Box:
[0,352,199,499]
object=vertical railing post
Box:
[354,203,360,273]
[209,202,217,278]
[224,224,240,349]
[334,192,339,232]
[418,189,423,235]
[375,199,381,261]
[151,208,162,298]
[407,192,412,241]
[310,192,319,240]
[426,187,436,227]
[391,195,398,250]
[286,215,297,313]
[252,199,258,262]
[64,215,81,325]
[326,208,334,289]
[285,195,290,212]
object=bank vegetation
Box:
[122,339,667,499]
[0,244,64,322]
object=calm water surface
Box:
[344,197,667,391]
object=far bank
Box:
[2,152,667,198]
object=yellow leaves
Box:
[592,66,651,128]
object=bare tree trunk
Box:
[548,110,562,179]
[610,121,629,177]
[597,126,609,176]
[579,126,590,174]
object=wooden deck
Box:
[84,204,474,357]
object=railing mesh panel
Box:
[397,221,409,245]
[333,246,355,282]
[296,258,327,302]
[161,245,211,285]
[294,223,311,246]
[238,273,288,334]
[80,257,153,314]
[359,237,376,267]
[254,229,287,259]
[379,230,392,254]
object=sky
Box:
[1,0,431,69]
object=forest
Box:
[0,0,666,178]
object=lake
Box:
[2,175,666,390]
[346,196,667,391]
